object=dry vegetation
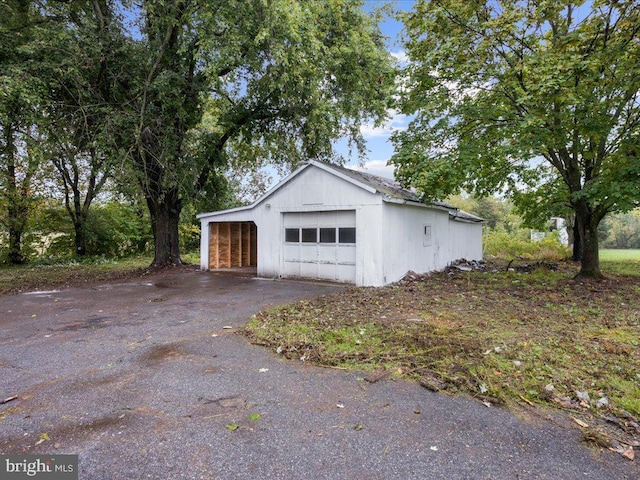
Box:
[245,260,640,457]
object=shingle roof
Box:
[317,161,459,211]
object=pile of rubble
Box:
[445,259,491,273]
[398,258,560,283]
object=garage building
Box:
[197,160,483,286]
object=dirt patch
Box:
[138,343,189,365]
[54,315,115,331]
[2,413,132,454]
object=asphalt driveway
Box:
[0,268,637,479]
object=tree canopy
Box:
[0,0,394,266]
[391,0,640,278]
[125,0,395,266]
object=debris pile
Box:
[506,259,559,272]
[398,259,561,284]
[445,259,490,273]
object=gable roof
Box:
[317,161,460,210]
[197,160,483,222]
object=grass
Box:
[0,251,203,295]
[601,249,640,277]
[245,259,640,448]
[601,249,640,261]
[0,256,153,294]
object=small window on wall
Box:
[320,228,336,243]
[423,224,432,247]
[338,227,356,244]
[285,228,299,243]
[301,228,317,243]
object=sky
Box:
[341,0,414,180]
[262,0,415,185]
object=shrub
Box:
[484,230,570,261]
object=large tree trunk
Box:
[7,224,25,265]
[574,203,604,280]
[146,188,182,267]
[3,122,28,264]
[73,218,87,256]
[571,220,581,262]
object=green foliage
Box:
[392,0,640,277]
[2,1,395,266]
[446,194,523,232]
[29,203,151,260]
[122,0,394,265]
[484,230,570,261]
[0,1,51,264]
[599,210,640,249]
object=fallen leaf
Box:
[226,423,239,432]
[430,446,438,451]
[1,395,18,405]
[259,368,269,373]
[336,403,344,409]
[622,448,635,461]
[571,417,589,428]
[222,326,233,329]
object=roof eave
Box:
[382,196,452,212]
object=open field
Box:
[601,249,640,261]
[600,249,640,276]
[245,260,640,453]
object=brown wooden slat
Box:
[242,223,250,266]
[250,222,257,267]
[230,222,241,267]
[209,223,219,269]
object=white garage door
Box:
[282,211,356,283]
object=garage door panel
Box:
[317,245,337,263]
[299,262,318,279]
[282,211,356,283]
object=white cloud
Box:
[349,160,396,180]
[360,109,409,139]
[390,50,410,65]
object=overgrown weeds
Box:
[245,260,640,450]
